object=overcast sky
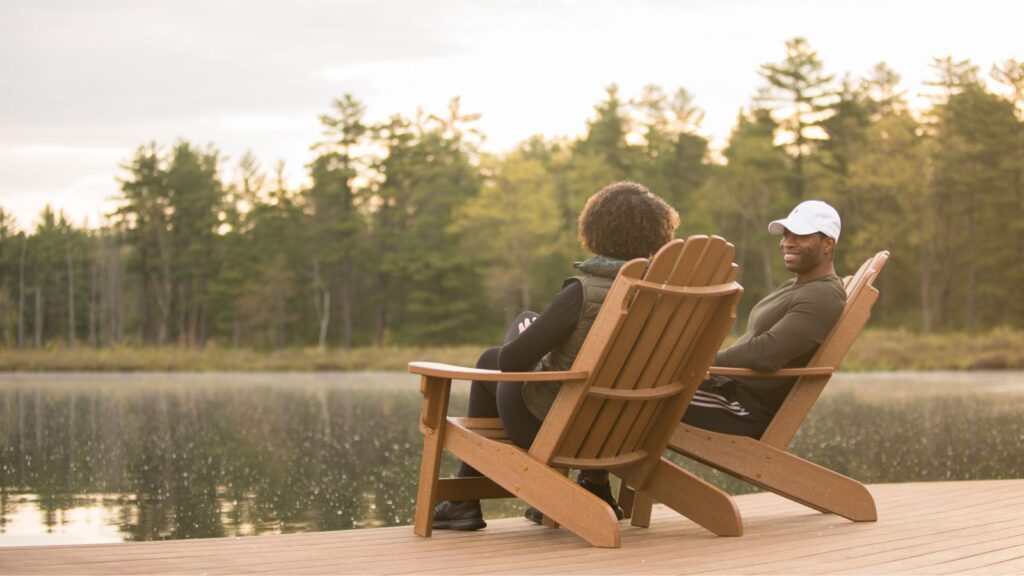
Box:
[1,0,1020,228]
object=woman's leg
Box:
[495,381,542,448]
[436,312,543,530]
[456,310,544,469]
[455,347,501,478]
[435,347,504,530]
[496,311,543,448]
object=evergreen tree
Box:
[0,209,21,345]
[692,108,791,318]
[450,147,562,327]
[368,99,492,344]
[847,110,931,329]
[238,187,304,349]
[632,85,710,213]
[757,37,835,197]
[165,141,224,347]
[576,84,636,177]
[114,143,173,344]
[310,94,370,348]
[929,70,1020,329]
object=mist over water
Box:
[1,372,1021,546]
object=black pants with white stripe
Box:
[681,376,772,439]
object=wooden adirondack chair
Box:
[622,250,890,529]
[410,236,746,548]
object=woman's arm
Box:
[497,280,583,372]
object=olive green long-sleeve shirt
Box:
[714,273,846,414]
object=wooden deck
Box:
[1,480,1021,575]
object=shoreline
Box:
[0,328,1021,373]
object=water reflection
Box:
[0,372,1021,545]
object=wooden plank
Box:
[841,533,1024,574]
[7,479,997,572]
[437,477,515,500]
[1,480,1020,575]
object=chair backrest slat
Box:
[526,258,650,461]
[759,251,889,448]
[529,236,741,474]
[572,241,705,459]
[597,240,737,459]
[553,241,688,459]
[615,264,739,458]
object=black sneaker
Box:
[578,477,625,520]
[524,476,624,524]
[433,500,486,531]
[524,505,543,524]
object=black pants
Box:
[681,376,772,439]
[457,312,542,478]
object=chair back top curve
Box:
[759,250,890,448]
[529,236,742,479]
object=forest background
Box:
[1,38,1023,368]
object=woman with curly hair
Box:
[433,181,680,531]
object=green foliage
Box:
[691,108,792,314]
[450,151,562,322]
[0,329,1021,372]
[757,37,836,196]
[1,41,1022,350]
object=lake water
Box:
[1,371,1022,547]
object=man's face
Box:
[779,229,834,274]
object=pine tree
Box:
[757,37,835,197]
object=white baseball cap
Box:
[768,200,841,241]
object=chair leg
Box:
[740,449,877,521]
[640,457,742,536]
[446,421,620,547]
[413,379,451,538]
[540,513,560,529]
[671,425,877,522]
[617,482,635,520]
[630,490,654,528]
[413,423,447,537]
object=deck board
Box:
[1,480,1021,575]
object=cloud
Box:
[207,114,310,133]
[0,144,124,161]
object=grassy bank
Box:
[0,329,1021,372]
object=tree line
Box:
[1,38,1022,350]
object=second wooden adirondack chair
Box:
[410,236,745,548]
[623,250,889,530]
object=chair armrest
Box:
[408,361,589,382]
[708,366,835,378]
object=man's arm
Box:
[715,286,843,372]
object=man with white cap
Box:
[681,200,847,438]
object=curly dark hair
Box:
[578,181,680,260]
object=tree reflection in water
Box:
[0,373,1021,543]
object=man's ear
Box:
[824,237,836,257]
